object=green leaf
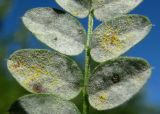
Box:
[9,94,81,114]
[88,57,151,110]
[92,0,143,21]
[90,15,152,63]
[22,7,86,56]
[7,49,83,100]
[55,0,90,18]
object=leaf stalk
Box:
[83,10,94,114]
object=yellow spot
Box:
[98,92,108,103]
[24,73,41,86]
[98,25,124,52]
[23,64,59,90]
[23,65,48,86]
[73,11,79,16]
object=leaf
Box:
[22,7,86,56]
[9,94,81,114]
[90,15,152,63]
[55,0,142,21]
[88,57,151,110]
[92,0,143,21]
[7,49,83,100]
[55,0,90,18]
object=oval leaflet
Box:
[9,94,81,114]
[88,57,151,110]
[90,15,152,62]
[55,0,143,21]
[93,0,143,21]
[7,49,83,100]
[22,7,86,56]
[55,0,90,18]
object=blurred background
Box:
[0,0,160,114]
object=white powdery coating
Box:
[22,7,86,56]
[7,49,83,100]
[93,0,143,21]
[55,0,142,21]
[90,15,152,63]
[9,94,81,114]
[88,57,151,110]
[55,0,89,18]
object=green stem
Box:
[83,10,94,114]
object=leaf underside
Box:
[7,49,83,100]
[22,7,86,56]
[9,94,81,114]
[90,15,152,63]
[88,57,151,110]
[55,0,90,18]
[55,0,143,21]
[92,0,143,21]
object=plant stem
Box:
[83,10,94,114]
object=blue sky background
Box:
[1,0,160,113]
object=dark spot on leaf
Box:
[111,73,120,83]
[32,83,45,93]
[54,37,57,41]
[78,29,83,34]
[12,61,20,68]
[67,60,76,73]
[72,81,81,89]
[130,60,148,71]
[102,76,107,82]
